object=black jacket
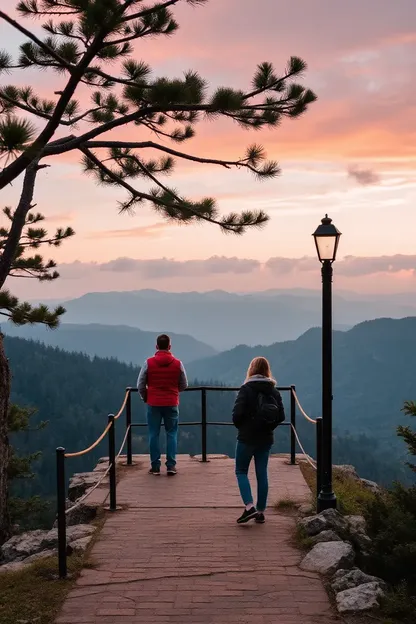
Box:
[232,376,285,446]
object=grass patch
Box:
[274,498,299,511]
[299,461,377,515]
[0,508,107,624]
[293,525,314,551]
[0,554,84,624]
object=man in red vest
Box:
[137,334,188,475]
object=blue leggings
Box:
[235,441,271,512]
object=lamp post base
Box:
[317,491,337,513]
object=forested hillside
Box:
[188,317,416,483]
[2,322,217,364]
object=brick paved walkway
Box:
[56,455,340,624]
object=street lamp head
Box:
[313,214,341,263]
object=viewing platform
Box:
[56,455,341,624]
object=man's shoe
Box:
[237,507,257,524]
[255,512,265,524]
[149,467,160,475]
[167,467,177,476]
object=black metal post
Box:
[317,261,337,511]
[108,414,117,511]
[126,389,132,466]
[56,447,67,579]
[290,385,296,465]
[201,388,207,462]
[316,416,323,509]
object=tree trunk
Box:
[0,331,11,545]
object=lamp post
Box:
[313,214,341,512]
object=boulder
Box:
[360,479,382,494]
[344,515,372,551]
[336,581,385,613]
[311,530,342,545]
[68,472,102,501]
[24,549,58,564]
[345,515,366,534]
[298,514,328,536]
[66,502,98,526]
[333,464,359,480]
[298,508,347,537]
[0,530,48,563]
[298,503,315,516]
[1,524,95,563]
[300,541,355,575]
[69,535,93,554]
[0,561,27,573]
[332,567,386,593]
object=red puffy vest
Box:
[146,351,182,407]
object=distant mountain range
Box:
[1,322,217,365]
[188,316,416,457]
[33,288,416,350]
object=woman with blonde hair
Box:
[232,356,285,524]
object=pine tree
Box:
[398,401,416,473]
[0,0,316,542]
[0,209,73,543]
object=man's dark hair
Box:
[157,334,171,350]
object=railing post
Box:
[201,388,207,462]
[290,385,296,465]
[126,389,132,466]
[56,447,67,579]
[108,414,116,511]
[316,416,323,510]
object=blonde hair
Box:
[245,356,274,382]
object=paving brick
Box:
[55,456,340,624]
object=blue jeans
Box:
[147,406,179,469]
[235,441,271,512]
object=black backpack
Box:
[254,391,285,429]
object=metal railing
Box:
[56,383,319,579]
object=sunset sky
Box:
[1,0,416,299]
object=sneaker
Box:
[237,507,258,524]
[149,467,160,475]
[167,467,177,476]
[256,512,265,524]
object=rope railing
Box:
[56,383,323,580]
[64,422,112,458]
[290,424,317,470]
[65,422,132,517]
[292,389,317,424]
[65,462,113,515]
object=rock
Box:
[344,515,372,551]
[298,508,347,537]
[311,530,342,545]
[333,464,359,480]
[0,524,95,563]
[300,541,355,575]
[332,567,386,593]
[23,549,58,564]
[69,535,93,554]
[0,561,27,573]
[66,502,98,527]
[68,472,103,501]
[360,478,382,494]
[298,503,315,516]
[336,581,385,613]
[298,514,328,536]
[0,530,48,563]
[345,515,366,533]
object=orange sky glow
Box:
[1,0,416,298]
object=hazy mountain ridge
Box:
[1,322,217,365]
[188,317,416,451]
[44,289,416,350]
